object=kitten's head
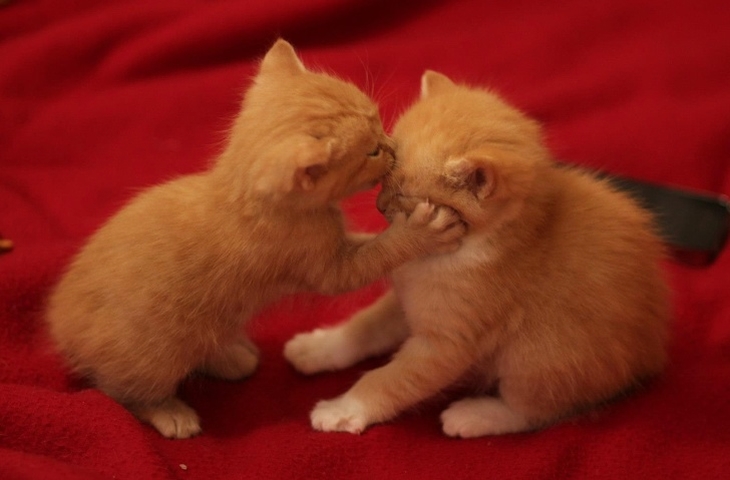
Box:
[221,39,394,206]
[378,71,550,233]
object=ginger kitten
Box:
[46,44,464,439]
[285,71,670,437]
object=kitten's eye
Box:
[367,146,381,157]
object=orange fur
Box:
[46,42,464,439]
[285,71,670,437]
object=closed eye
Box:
[367,146,381,157]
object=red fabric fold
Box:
[2,0,729,478]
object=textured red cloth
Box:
[2,0,729,478]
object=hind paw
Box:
[133,397,201,439]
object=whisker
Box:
[356,52,376,100]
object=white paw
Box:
[145,398,202,439]
[440,398,488,438]
[310,396,369,434]
[441,397,530,438]
[284,328,352,375]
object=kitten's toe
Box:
[426,208,466,253]
[200,341,259,381]
[310,396,369,434]
[284,328,352,375]
[134,397,202,439]
[441,397,531,437]
[409,202,437,225]
[430,206,460,230]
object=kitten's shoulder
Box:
[555,165,657,226]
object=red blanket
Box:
[2,0,729,478]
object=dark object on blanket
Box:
[606,175,730,265]
[0,235,13,254]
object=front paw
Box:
[284,328,352,375]
[396,202,466,255]
[310,395,370,434]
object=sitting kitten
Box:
[46,43,464,439]
[285,71,670,437]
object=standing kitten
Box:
[285,71,670,437]
[46,43,464,439]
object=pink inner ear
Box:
[472,164,497,199]
[293,164,328,192]
[473,168,487,189]
[305,164,327,182]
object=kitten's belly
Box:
[391,266,451,324]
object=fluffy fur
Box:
[285,71,670,437]
[46,43,464,439]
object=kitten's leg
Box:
[314,204,465,295]
[440,396,533,437]
[199,337,259,381]
[285,290,407,374]
[346,232,376,245]
[310,334,473,434]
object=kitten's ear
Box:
[443,157,496,200]
[254,136,335,195]
[291,137,336,192]
[259,39,306,77]
[421,70,456,98]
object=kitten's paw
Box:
[409,203,466,255]
[310,395,369,434]
[284,328,353,375]
[407,201,438,225]
[134,397,202,439]
[441,397,531,437]
[200,340,259,381]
